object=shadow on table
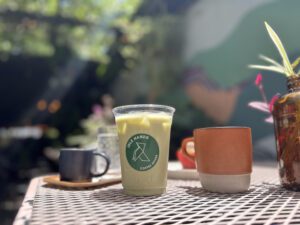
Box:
[179,183,300,200]
[90,188,163,204]
[178,185,255,198]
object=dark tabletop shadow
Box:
[178,182,300,200]
[178,185,255,199]
[91,188,165,204]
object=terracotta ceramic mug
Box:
[182,127,252,193]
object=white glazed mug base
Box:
[199,172,251,193]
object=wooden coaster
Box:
[43,173,121,188]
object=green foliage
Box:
[0,0,145,63]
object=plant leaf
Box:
[259,54,284,68]
[248,64,285,74]
[248,101,270,113]
[265,116,274,123]
[264,22,294,76]
[283,60,293,76]
[292,57,300,69]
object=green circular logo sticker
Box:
[126,133,159,171]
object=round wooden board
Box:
[43,173,121,188]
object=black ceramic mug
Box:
[59,148,110,182]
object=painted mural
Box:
[112,0,300,160]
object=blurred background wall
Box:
[1,0,299,223]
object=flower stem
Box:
[258,85,268,105]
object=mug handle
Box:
[181,137,195,161]
[91,150,111,177]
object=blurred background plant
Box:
[0,0,146,61]
[66,95,115,148]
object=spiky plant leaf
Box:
[265,116,274,123]
[248,101,269,113]
[259,54,284,68]
[248,64,285,74]
[264,22,294,76]
[292,57,300,69]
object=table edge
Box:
[13,177,41,225]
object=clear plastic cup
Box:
[97,126,120,172]
[113,104,175,196]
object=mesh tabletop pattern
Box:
[16,166,300,225]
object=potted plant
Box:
[250,22,300,190]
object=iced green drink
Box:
[113,105,175,196]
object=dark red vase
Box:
[273,75,300,190]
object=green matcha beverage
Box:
[113,104,175,196]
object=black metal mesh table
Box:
[15,164,300,225]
